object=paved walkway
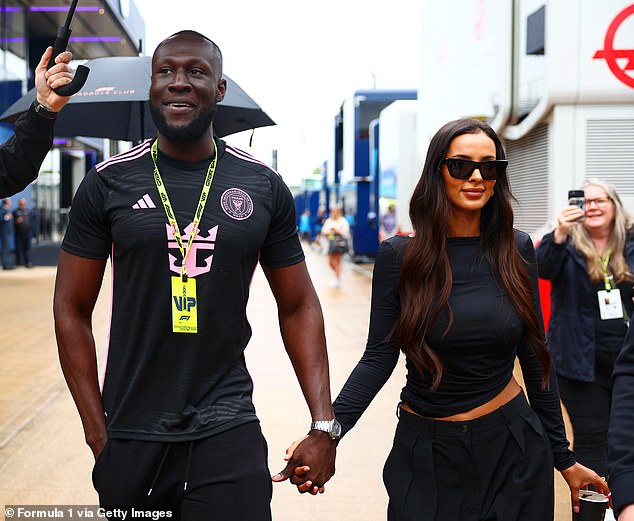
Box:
[0,244,582,520]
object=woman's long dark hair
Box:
[393,118,551,389]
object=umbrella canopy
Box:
[0,55,275,141]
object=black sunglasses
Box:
[440,158,508,180]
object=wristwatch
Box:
[32,100,58,120]
[310,418,342,440]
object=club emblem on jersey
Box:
[221,188,254,221]
[166,223,218,277]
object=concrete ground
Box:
[0,243,593,520]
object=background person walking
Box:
[0,198,14,270]
[321,206,350,288]
[536,178,634,479]
[13,198,33,267]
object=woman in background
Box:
[321,206,350,288]
[536,179,634,479]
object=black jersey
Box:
[62,139,304,441]
[333,231,575,470]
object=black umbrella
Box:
[0,55,275,140]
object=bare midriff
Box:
[402,376,522,421]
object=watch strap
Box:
[310,419,342,439]
[32,100,58,120]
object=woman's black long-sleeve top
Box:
[333,230,575,471]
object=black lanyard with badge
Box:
[151,139,218,334]
[597,252,625,321]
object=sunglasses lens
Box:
[480,163,498,180]
[444,159,505,180]
[447,159,471,179]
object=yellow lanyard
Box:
[151,139,218,280]
[598,251,612,291]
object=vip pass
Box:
[151,139,218,334]
[4,506,173,520]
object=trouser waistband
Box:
[398,392,530,437]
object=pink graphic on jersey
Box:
[166,223,218,277]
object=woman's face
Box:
[442,131,497,219]
[583,185,615,234]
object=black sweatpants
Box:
[383,393,555,521]
[92,421,272,521]
[558,348,618,479]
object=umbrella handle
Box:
[47,26,90,96]
[46,0,90,97]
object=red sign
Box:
[593,4,634,89]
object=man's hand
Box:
[35,46,74,112]
[272,431,336,495]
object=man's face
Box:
[149,35,226,143]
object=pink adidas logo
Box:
[132,194,156,210]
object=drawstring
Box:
[147,444,171,496]
[183,441,194,491]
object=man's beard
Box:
[150,103,217,143]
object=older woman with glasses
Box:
[276,119,608,520]
[536,178,634,483]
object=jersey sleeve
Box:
[61,168,112,260]
[333,238,402,437]
[259,172,304,268]
[515,230,576,470]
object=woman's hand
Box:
[554,205,584,243]
[560,462,611,514]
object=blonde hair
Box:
[570,178,634,284]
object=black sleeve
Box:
[608,325,634,515]
[0,105,55,198]
[333,239,402,437]
[259,172,304,268]
[61,168,111,260]
[534,230,569,280]
[515,231,576,470]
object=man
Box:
[608,324,634,521]
[13,198,33,267]
[0,198,14,269]
[0,46,73,198]
[54,31,337,520]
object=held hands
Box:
[35,46,74,112]
[271,431,336,495]
[553,205,584,244]
[560,462,611,514]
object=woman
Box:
[321,206,351,288]
[276,119,609,519]
[536,179,634,479]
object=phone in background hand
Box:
[568,190,585,222]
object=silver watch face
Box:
[331,419,342,438]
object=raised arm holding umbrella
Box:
[0,47,74,198]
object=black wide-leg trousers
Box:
[383,393,555,521]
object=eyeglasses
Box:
[440,158,508,181]
[585,198,611,208]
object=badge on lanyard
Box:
[597,252,624,320]
[151,139,218,334]
[597,289,624,320]
[172,276,198,333]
